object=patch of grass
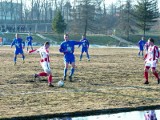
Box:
[1,47,160,118]
[42,33,123,46]
[1,33,46,45]
[121,34,160,46]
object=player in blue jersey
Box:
[26,33,33,51]
[59,34,82,82]
[11,33,25,65]
[78,35,90,61]
[138,37,146,56]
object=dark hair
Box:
[82,35,86,37]
[44,41,50,45]
[148,38,154,43]
[64,33,69,37]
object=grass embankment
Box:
[42,34,120,46]
[1,33,45,45]
[121,34,160,45]
[1,32,126,46]
[1,47,160,119]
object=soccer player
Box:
[144,110,157,120]
[138,37,146,56]
[59,34,82,82]
[26,33,33,51]
[78,35,90,61]
[11,33,25,65]
[143,38,160,84]
[28,41,53,87]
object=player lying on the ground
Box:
[28,41,54,87]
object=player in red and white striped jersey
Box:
[29,41,53,87]
[144,38,160,84]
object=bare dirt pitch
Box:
[1,46,160,119]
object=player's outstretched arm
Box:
[10,39,15,48]
[74,41,82,46]
[28,49,38,54]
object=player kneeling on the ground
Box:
[28,41,54,87]
[143,38,160,84]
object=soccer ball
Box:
[57,80,64,87]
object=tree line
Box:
[0,0,159,38]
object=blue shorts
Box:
[64,54,75,64]
[139,46,144,51]
[27,42,32,46]
[14,49,24,55]
[81,47,88,53]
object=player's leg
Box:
[80,49,84,61]
[35,62,48,78]
[44,63,53,87]
[27,45,29,51]
[63,62,69,81]
[140,46,144,56]
[27,42,30,51]
[69,62,75,82]
[151,67,160,84]
[21,53,25,63]
[142,49,144,56]
[13,54,17,65]
[144,63,150,84]
[13,50,19,65]
[138,48,141,56]
[85,49,90,61]
[69,55,75,82]
[36,62,53,86]
[31,44,33,50]
[151,61,160,84]
[29,42,33,50]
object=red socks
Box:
[38,72,52,84]
[38,72,48,76]
[144,71,159,82]
[48,75,52,84]
[144,72,148,82]
[153,71,159,80]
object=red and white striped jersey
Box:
[29,46,50,62]
[144,110,157,120]
[145,45,159,61]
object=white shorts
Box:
[41,61,51,73]
[145,60,157,68]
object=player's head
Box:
[28,33,31,36]
[15,33,19,38]
[141,37,144,40]
[44,41,50,49]
[148,38,154,46]
[82,35,86,39]
[64,34,69,41]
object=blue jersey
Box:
[138,40,145,47]
[138,40,146,50]
[59,40,82,63]
[79,38,89,52]
[26,36,33,45]
[11,38,25,54]
[80,38,89,48]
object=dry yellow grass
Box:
[0,46,160,119]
